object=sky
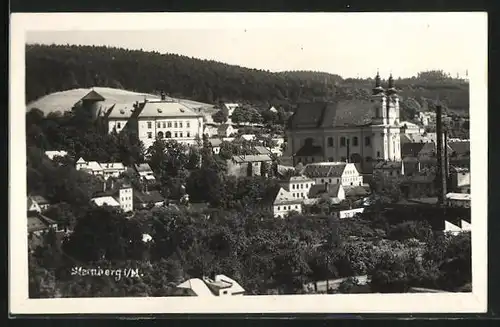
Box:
[24,13,486,79]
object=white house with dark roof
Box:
[91,182,134,212]
[262,185,303,218]
[176,274,245,297]
[286,72,402,173]
[207,138,223,154]
[45,150,68,161]
[134,163,156,182]
[76,158,125,179]
[76,157,104,176]
[28,212,59,236]
[28,195,50,212]
[301,162,363,187]
[136,98,204,149]
[280,175,315,200]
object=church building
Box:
[286,72,402,174]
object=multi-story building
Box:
[279,175,315,200]
[91,182,134,213]
[262,185,303,218]
[286,72,402,173]
[104,92,204,150]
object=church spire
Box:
[386,73,398,96]
[372,70,385,95]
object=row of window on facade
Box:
[147,121,191,129]
[296,153,380,164]
[325,136,371,147]
[277,205,300,211]
[292,193,306,198]
[291,183,312,190]
[147,131,191,139]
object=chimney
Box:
[346,139,350,163]
[111,179,114,190]
[103,181,107,192]
[436,104,447,205]
[161,91,166,101]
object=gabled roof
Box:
[106,104,137,119]
[91,196,120,207]
[262,185,301,206]
[134,163,153,172]
[254,146,272,155]
[27,213,57,233]
[30,195,49,205]
[287,100,375,130]
[231,154,272,163]
[449,141,470,156]
[138,101,201,118]
[308,183,342,199]
[100,162,125,170]
[207,138,223,147]
[302,163,347,178]
[80,89,106,102]
[134,190,164,204]
[373,161,403,170]
[402,143,426,157]
[295,144,323,157]
[76,157,86,164]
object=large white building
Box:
[286,72,402,173]
[301,162,364,187]
[103,92,205,149]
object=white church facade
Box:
[286,72,402,173]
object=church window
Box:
[327,137,334,147]
[353,137,359,146]
[340,137,346,147]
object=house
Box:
[176,274,245,297]
[400,121,425,136]
[449,167,470,191]
[301,162,363,187]
[207,138,223,155]
[134,163,156,182]
[28,195,50,212]
[280,175,315,200]
[287,73,402,172]
[203,124,219,138]
[75,157,104,176]
[307,183,346,204]
[444,220,471,235]
[100,162,126,179]
[446,193,471,208]
[240,134,256,141]
[262,185,303,218]
[27,212,59,236]
[45,150,68,161]
[218,124,235,138]
[104,103,135,134]
[91,182,134,212]
[400,174,437,199]
[134,190,165,208]
[134,97,205,149]
[226,154,273,177]
[373,161,405,178]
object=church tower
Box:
[386,74,400,126]
[371,71,388,125]
[385,74,401,161]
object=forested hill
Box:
[26,44,470,118]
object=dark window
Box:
[174,122,178,128]
[165,131,172,138]
[174,132,178,138]
[187,132,190,137]
[147,132,152,139]
[180,132,183,137]
[179,122,183,128]
[187,122,190,128]
[311,157,315,162]
[157,131,164,138]
[168,122,172,128]
[147,122,152,129]
[353,137,359,146]
[162,122,166,128]
[377,151,381,157]
[340,137,346,147]
[327,137,334,147]
[365,156,372,162]
[157,122,161,128]
[117,122,121,129]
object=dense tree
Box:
[211,110,228,124]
